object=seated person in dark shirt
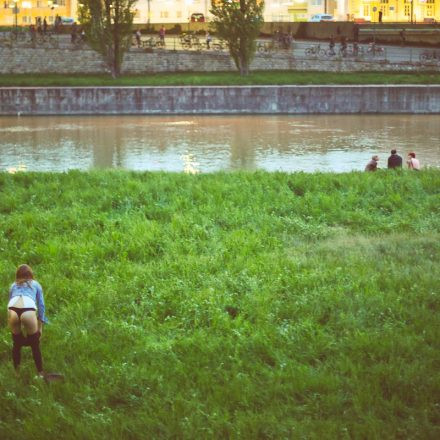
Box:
[365,155,379,172]
[387,149,402,169]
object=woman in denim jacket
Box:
[7,264,48,377]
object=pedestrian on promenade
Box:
[340,35,347,57]
[43,17,48,35]
[206,31,212,49]
[387,149,402,169]
[354,24,359,43]
[54,14,62,34]
[407,152,420,170]
[71,22,77,44]
[159,26,166,47]
[400,29,406,46]
[29,24,36,44]
[365,155,379,172]
[329,36,335,55]
[36,17,43,35]
[80,28,86,44]
[7,264,48,378]
[135,29,142,48]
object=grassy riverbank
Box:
[0,170,439,439]
[1,71,440,87]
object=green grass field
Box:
[0,170,439,439]
[1,71,440,87]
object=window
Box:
[404,4,410,15]
[160,11,169,18]
[4,1,10,8]
[176,11,182,18]
[426,5,434,15]
[363,5,370,16]
[380,0,388,3]
[426,0,435,3]
[311,0,323,5]
[57,0,66,5]
[22,16,28,23]
[380,5,387,15]
[21,1,31,7]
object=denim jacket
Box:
[9,280,48,324]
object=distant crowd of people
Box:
[365,150,421,172]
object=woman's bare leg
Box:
[8,309,22,372]
[7,309,21,335]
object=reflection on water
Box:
[0,115,439,173]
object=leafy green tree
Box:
[78,0,135,78]
[210,0,264,76]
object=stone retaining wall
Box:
[1,85,440,115]
[0,47,439,74]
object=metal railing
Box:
[2,32,440,68]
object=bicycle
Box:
[305,44,326,57]
[180,33,202,50]
[36,32,59,48]
[419,50,440,63]
[143,37,163,49]
[365,42,384,57]
[212,39,227,51]
[72,35,86,50]
[257,41,274,54]
[349,44,364,58]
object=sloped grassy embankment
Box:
[0,170,439,439]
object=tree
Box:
[78,0,136,78]
[210,0,264,76]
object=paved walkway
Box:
[1,32,438,66]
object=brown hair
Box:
[16,264,34,284]
[409,152,416,158]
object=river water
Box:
[1,115,439,173]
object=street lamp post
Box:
[11,0,19,37]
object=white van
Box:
[308,14,335,22]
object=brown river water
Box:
[1,115,439,173]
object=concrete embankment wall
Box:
[1,85,440,115]
[1,47,439,75]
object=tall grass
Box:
[0,71,440,87]
[0,170,439,439]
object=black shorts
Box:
[8,307,36,318]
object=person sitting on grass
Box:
[365,155,379,172]
[387,149,402,169]
[407,152,420,170]
[7,264,48,378]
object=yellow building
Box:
[0,0,73,27]
[345,0,439,22]
[1,0,439,26]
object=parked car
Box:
[61,17,75,24]
[190,13,205,22]
[308,14,334,22]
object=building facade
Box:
[0,0,439,27]
[349,0,438,23]
[0,0,73,26]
